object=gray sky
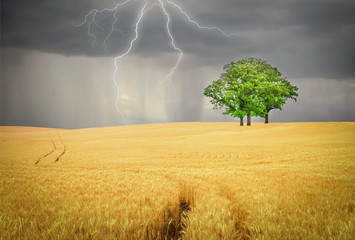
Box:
[1,0,354,128]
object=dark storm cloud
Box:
[1,0,355,79]
[188,0,355,79]
[1,0,145,56]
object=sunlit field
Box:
[0,122,354,239]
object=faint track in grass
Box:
[54,131,66,162]
[35,130,56,164]
[172,151,240,162]
[35,130,66,164]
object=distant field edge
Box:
[0,121,354,131]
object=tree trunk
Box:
[265,113,269,124]
[247,113,251,126]
[240,117,244,126]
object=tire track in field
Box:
[54,131,66,162]
[35,130,66,164]
[35,130,56,164]
[172,151,240,162]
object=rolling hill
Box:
[0,122,354,239]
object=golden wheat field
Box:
[0,122,354,239]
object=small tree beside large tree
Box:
[204,57,298,126]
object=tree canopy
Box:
[204,57,298,125]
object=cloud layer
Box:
[1,0,354,128]
[2,0,355,79]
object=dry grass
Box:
[0,122,354,239]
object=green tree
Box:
[250,59,298,123]
[257,78,298,123]
[204,57,298,125]
[204,78,247,126]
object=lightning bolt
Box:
[157,0,183,89]
[166,0,238,38]
[72,0,133,49]
[74,0,238,125]
[112,1,150,125]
